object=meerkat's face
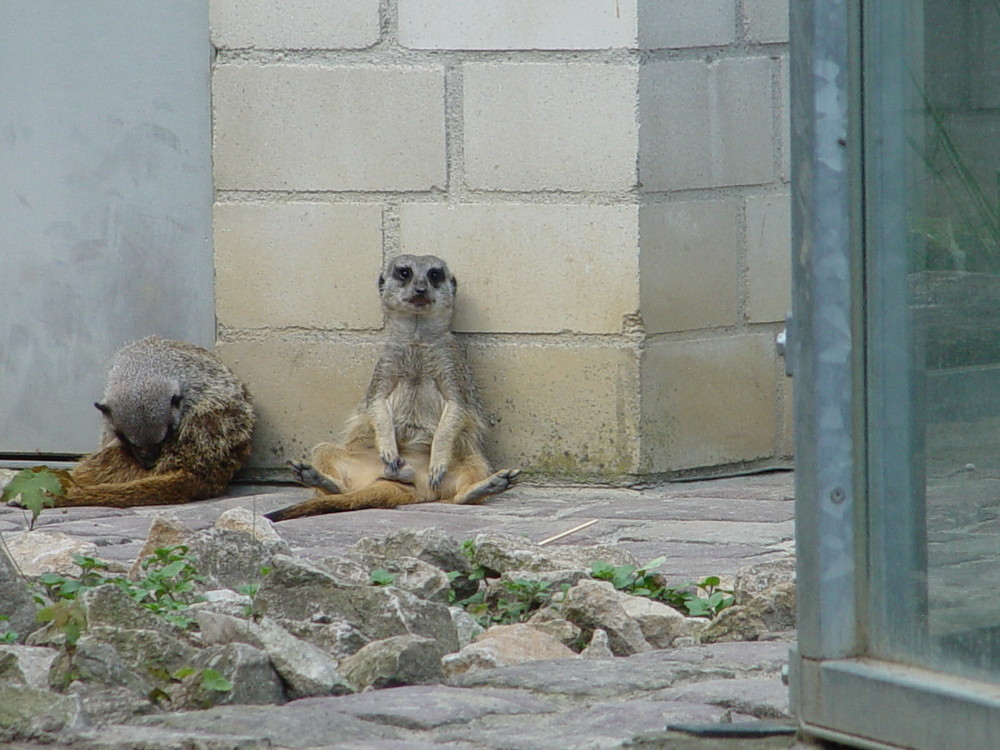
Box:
[379,254,457,316]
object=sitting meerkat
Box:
[265,254,520,521]
[50,336,255,508]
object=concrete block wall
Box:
[210,0,792,481]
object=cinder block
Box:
[215,202,383,330]
[463,63,638,191]
[639,199,739,333]
[400,203,640,334]
[218,337,379,468]
[639,57,774,191]
[745,193,791,324]
[641,335,779,472]
[744,0,789,44]
[467,341,641,478]
[639,0,735,49]
[214,65,446,191]
[400,0,637,50]
[210,0,380,50]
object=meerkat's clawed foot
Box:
[457,468,521,505]
[287,459,343,495]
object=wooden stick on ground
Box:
[537,518,598,546]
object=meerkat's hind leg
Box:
[452,468,522,505]
[287,459,344,495]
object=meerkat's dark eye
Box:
[427,267,446,286]
[394,266,412,282]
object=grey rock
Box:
[351,527,471,575]
[0,684,86,738]
[560,579,652,656]
[580,628,615,659]
[0,544,38,639]
[78,583,175,633]
[449,606,485,649]
[189,589,254,619]
[735,557,796,603]
[340,635,445,691]
[255,555,458,653]
[323,552,452,603]
[619,592,705,648]
[65,683,159,728]
[470,533,637,575]
[195,611,351,698]
[278,617,370,661]
[187,528,285,591]
[166,642,285,709]
[700,582,796,644]
[526,608,583,647]
[441,623,576,677]
[0,645,59,690]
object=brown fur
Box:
[55,336,255,508]
[266,255,519,522]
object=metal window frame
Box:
[790,1,1000,748]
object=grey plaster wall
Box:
[0,1,214,454]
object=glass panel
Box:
[866,0,1000,681]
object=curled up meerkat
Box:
[41,336,255,508]
[265,254,520,522]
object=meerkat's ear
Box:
[450,275,457,293]
[378,274,385,292]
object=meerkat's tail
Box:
[54,470,212,508]
[264,480,421,522]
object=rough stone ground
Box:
[0,470,819,750]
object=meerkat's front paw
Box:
[381,453,403,474]
[428,462,449,489]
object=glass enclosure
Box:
[866,0,1000,683]
[792,1,1000,748]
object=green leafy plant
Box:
[460,577,566,628]
[237,565,271,618]
[173,666,234,693]
[590,558,735,619]
[369,568,396,586]
[1,466,71,529]
[35,600,87,646]
[0,615,18,643]
[37,546,205,630]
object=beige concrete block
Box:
[641,335,778,472]
[215,202,383,329]
[744,0,789,44]
[218,337,379,468]
[746,193,791,324]
[463,63,638,191]
[639,57,774,191]
[639,199,739,333]
[468,341,641,478]
[639,0,735,49]
[210,0,380,50]
[400,0,638,50]
[401,203,640,334]
[214,65,446,191]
